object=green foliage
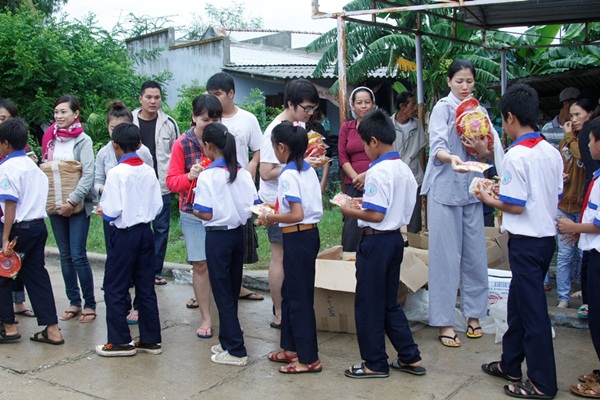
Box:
[238,88,283,131]
[1,0,65,16]
[0,10,142,135]
[181,1,264,41]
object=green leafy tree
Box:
[1,0,66,16]
[0,9,146,145]
[182,1,263,41]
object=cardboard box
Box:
[485,227,510,270]
[314,245,428,333]
[488,268,512,309]
[407,230,429,250]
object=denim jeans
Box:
[49,212,96,310]
[554,209,582,302]
[152,194,171,278]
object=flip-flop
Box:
[126,310,138,325]
[270,322,281,329]
[186,298,199,309]
[467,324,483,339]
[0,329,21,343]
[390,359,426,375]
[155,277,167,285]
[344,363,388,379]
[579,305,589,320]
[59,308,81,321]
[239,292,264,301]
[438,334,461,347]
[30,327,64,345]
[79,312,97,323]
[15,308,35,318]
[196,327,213,339]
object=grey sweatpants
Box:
[427,198,489,327]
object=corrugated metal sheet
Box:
[229,43,322,66]
[222,64,392,80]
[461,0,600,29]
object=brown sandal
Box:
[571,381,600,398]
[267,350,298,363]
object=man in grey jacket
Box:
[133,81,180,285]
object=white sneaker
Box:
[557,301,569,308]
[210,350,248,366]
[211,343,223,354]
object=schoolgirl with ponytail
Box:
[258,121,324,374]
[193,122,259,367]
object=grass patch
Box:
[46,200,343,271]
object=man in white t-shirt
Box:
[206,72,264,301]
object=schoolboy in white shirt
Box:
[95,123,163,357]
[339,109,424,379]
[477,84,562,399]
[0,118,64,345]
[557,117,600,397]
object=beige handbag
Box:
[40,160,83,215]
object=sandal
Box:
[571,381,600,398]
[78,311,97,323]
[30,327,64,345]
[186,298,199,309]
[14,308,35,318]
[196,327,213,339]
[278,360,322,374]
[438,334,461,347]
[155,277,167,285]
[504,380,553,399]
[59,307,81,321]
[579,305,589,320]
[267,350,298,363]
[239,292,264,301]
[0,328,21,343]
[467,324,483,339]
[344,362,388,379]
[126,310,138,325]
[481,361,522,382]
[390,359,426,375]
[580,370,600,383]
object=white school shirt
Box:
[94,141,153,195]
[499,132,563,237]
[277,160,323,227]
[579,169,600,251]
[101,153,163,229]
[358,151,417,231]
[0,150,48,223]
[222,108,262,168]
[258,119,306,203]
[193,158,259,229]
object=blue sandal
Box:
[579,304,589,320]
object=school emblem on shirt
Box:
[364,183,377,197]
[282,180,290,192]
[502,170,512,185]
[0,179,10,190]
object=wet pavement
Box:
[0,249,592,399]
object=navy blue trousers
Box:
[103,223,161,344]
[281,228,320,364]
[0,220,58,326]
[587,250,600,366]
[500,235,557,397]
[355,233,421,373]
[205,227,246,358]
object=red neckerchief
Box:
[580,177,599,222]
[121,156,143,166]
[514,137,543,148]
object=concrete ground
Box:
[0,249,592,400]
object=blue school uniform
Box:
[0,150,59,327]
[354,151,422,373]
[101,153,163,345]
[497,132,562,398]
[194,158,259,358]
[277,161,322,364]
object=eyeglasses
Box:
[298,103,319,112]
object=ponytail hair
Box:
[271,121,307,171]
[203,122,238,183]
[106,100,133,123]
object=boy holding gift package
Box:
[96,123,163,357]
[339,109,425,379]
[477,84,562,399]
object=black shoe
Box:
[134,339,162,355]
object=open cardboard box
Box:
[314,245,428,333]
[408,228,509,270]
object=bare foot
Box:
[2,322,18,336]
[438,326,461,346]
[59,306,82,321]
[78,308,97,323]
